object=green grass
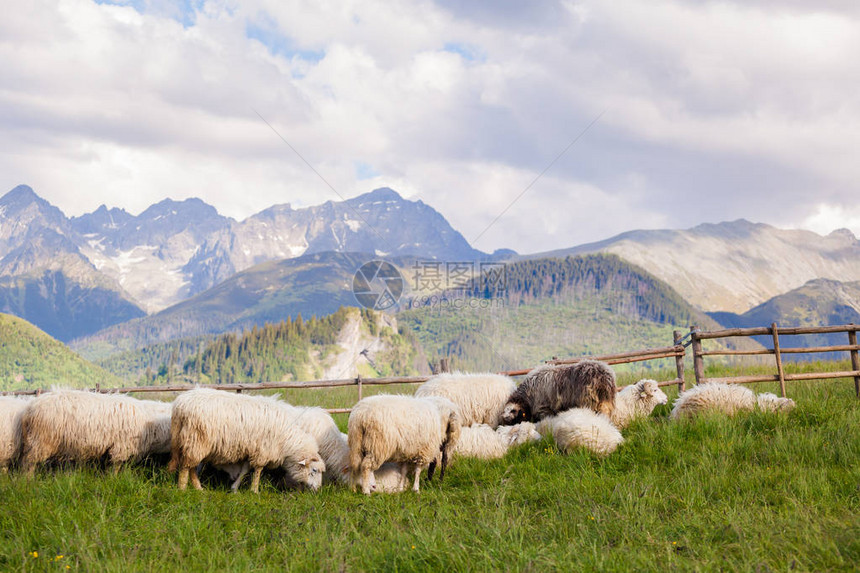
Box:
[2,378,858,571]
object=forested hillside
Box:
[400,254,731,371]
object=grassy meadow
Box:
[1,370,858,571]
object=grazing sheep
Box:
[0,396,31,472]
[537,408,624,456]
[756,392,796,413]
[452,422,541,460]
[169,388,324,493]
[19,390,171,475]
[415,372,517,427]
[283,405,350,485]
[611,379,669,429]
[670,383,791,419]
[501,360,617,425]
[367,462,408,494]
[347,394,460,495]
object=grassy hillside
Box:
[0,313,121,391]
[400,254,742,371]
[1,376,857,571]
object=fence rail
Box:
[4,323,859,410]
[689,322,860,398]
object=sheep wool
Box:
[453,422,541,460]
[348,394,460,495]
[670,383,757,419]
[611,379,669,429]
[20,390,171,474]
[537,408,624,456]
[283,404,350,484]
[501,360,617,425]
[415,372,517,428]
[0,396,31,472]
[169,388,324,493]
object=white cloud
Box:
[0,0,858,253]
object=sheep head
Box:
[500,400,530,425]
[756,393,796,413]
[284,455,326,491]
[637,379,668,406]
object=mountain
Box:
[398,254,760,372]
[532,220,860,314]
[709,278,860,360]
[0,186,146,341]
[0,185,490,340]
[0,312,122,391]
[71,251,389,359]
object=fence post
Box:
[690,326,704,385]
[440,358,450,373]
[849,325,860,398]
[771,322,787,398]
[673,330,686,393]
[357,374,363,402]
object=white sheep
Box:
[670,383,795,419]
[452,422,541,460]
[284,405,350,485]
[537,408,624,456]
[611,379,669,429]
[169,388,324,493]
[415,372,516,428]
[348,394,461,495]
[0,396,31,472]
[19,390,171,475]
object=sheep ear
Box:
[639,391,648,399]
[298,459,307,466]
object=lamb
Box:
[452,422,541,460]
[611,379,669,429]
[537,408,624,456]
[169,388,325,493]
[670,383,795,419]
[347,394,460,495]
[414,372,517,428]
[0,396,31,472]
[19,390,171,475]
[501,360,617,425]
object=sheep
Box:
[537,408,624,456]
[0,396,31,472]
[19,390,171,475]
[452,422,541,460]
[414,372,517,428]
[756,392,796,413]
[670,383,796,419]
[347,394,460,495]
[611,379,669,429]
[169,388,325,493]
[283,405,350,485]
[501,360,617,425]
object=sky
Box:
[1,0,858,254]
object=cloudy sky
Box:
[1,0,858,254]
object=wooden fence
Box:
[4,324,859,409]
[688,322,860,398]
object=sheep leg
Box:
[178,468,189,490]
[359,457,375,495]
[190,466,203,490]
[250,466,263,493]
[230,463,250,493]
[411,465,422,493]
[398,464,410,492]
